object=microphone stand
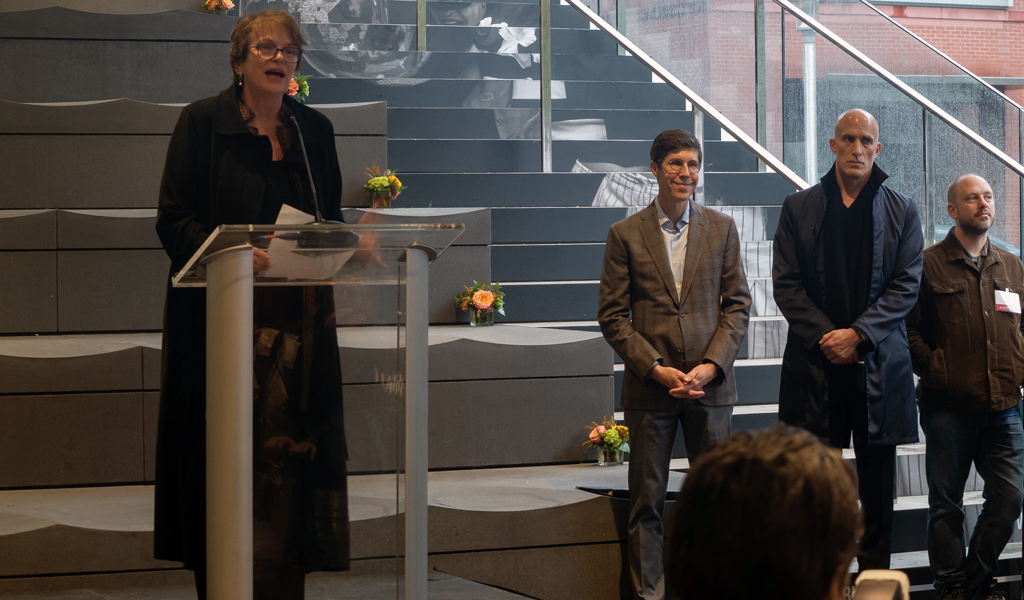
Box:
[290,115,340,225]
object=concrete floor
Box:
[0,571,530,600]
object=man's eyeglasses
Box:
[250,43,302,63]
[659,159,701,175]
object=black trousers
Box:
[828,363,896,571]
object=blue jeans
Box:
[920,403,1024,596]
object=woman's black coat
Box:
[153,85,348,571]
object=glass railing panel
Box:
[812,0,1020,154]
[927,115,1023,251]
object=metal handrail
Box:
[853,0,1022,111]
[775,0,1024,179]
[561,0,811,191]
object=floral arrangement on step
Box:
[288,75,310,103]
[455,281,505,325]
[584,417,630,452]
[203,0,234,13]
[364,163,406,207]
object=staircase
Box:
[0,0,1021,598]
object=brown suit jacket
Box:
[598,200,751,411]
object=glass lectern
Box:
[173,222,464,600]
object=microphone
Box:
[289,115,339,225]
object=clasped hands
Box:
[650,362,718,399]
[820,328,860,364]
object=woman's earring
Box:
[238,74,243,87]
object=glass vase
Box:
[469,307,494,326]
[598,447,623,466]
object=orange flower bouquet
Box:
[204,0,234,12]
[454,281,505,326]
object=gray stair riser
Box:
[492,244,605,281]
[389,139,756,173]
[612,364,782,411]
[344,375,613,472]
[496,282,598,321]
[397,172,792,207]
[492,207,628,243]
[387,108,715,141]
[0,134,384,210]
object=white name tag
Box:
[995,289,1021,314]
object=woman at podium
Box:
[153,10,349,599]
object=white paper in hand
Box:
[995,289,1021,314]
[261,204,353,281]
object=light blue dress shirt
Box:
[654,198,690,298]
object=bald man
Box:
[773,109,924,570]
[906,175,1024,600]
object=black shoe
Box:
[938,586,969,600]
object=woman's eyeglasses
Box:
[250,43,302,63]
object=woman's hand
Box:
[253,249,271,273]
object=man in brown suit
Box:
[598,129,751,600]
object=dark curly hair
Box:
[666,426,862,600]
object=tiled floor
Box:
[0,572,530,600]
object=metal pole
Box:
[923,108,935,247]
[540,0,553,173]
[615,0,626,55]
[404,247,430,600]
[798,2,817,183]
[417,0,426,51]
[693,107,705,205]
[781,11,786,167]
[755,0,767,172]
[206,246,254,600]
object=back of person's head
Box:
[666,426,862,600]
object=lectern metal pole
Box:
[206,246,254,600]
[405,247,429,600]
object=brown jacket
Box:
[598,201,751,411]
[906,227,1024,411]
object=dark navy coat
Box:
[773,165,924,447]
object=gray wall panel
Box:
[334,245,489,325]
[58,210,161,249]
[0,251,56,333]
[0,7,233,39]
[0,0,201,12]
[340,207,490,246]
[57,250,168,332]
[1,136,169,209]
[144,391,159,481]
[0,39,227,103]
[336,136,388,207]
[0,210,56,249]
[345,376,613,472]
[142,346,161,390]
[0,347,143,394]
[0,392,144,488]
